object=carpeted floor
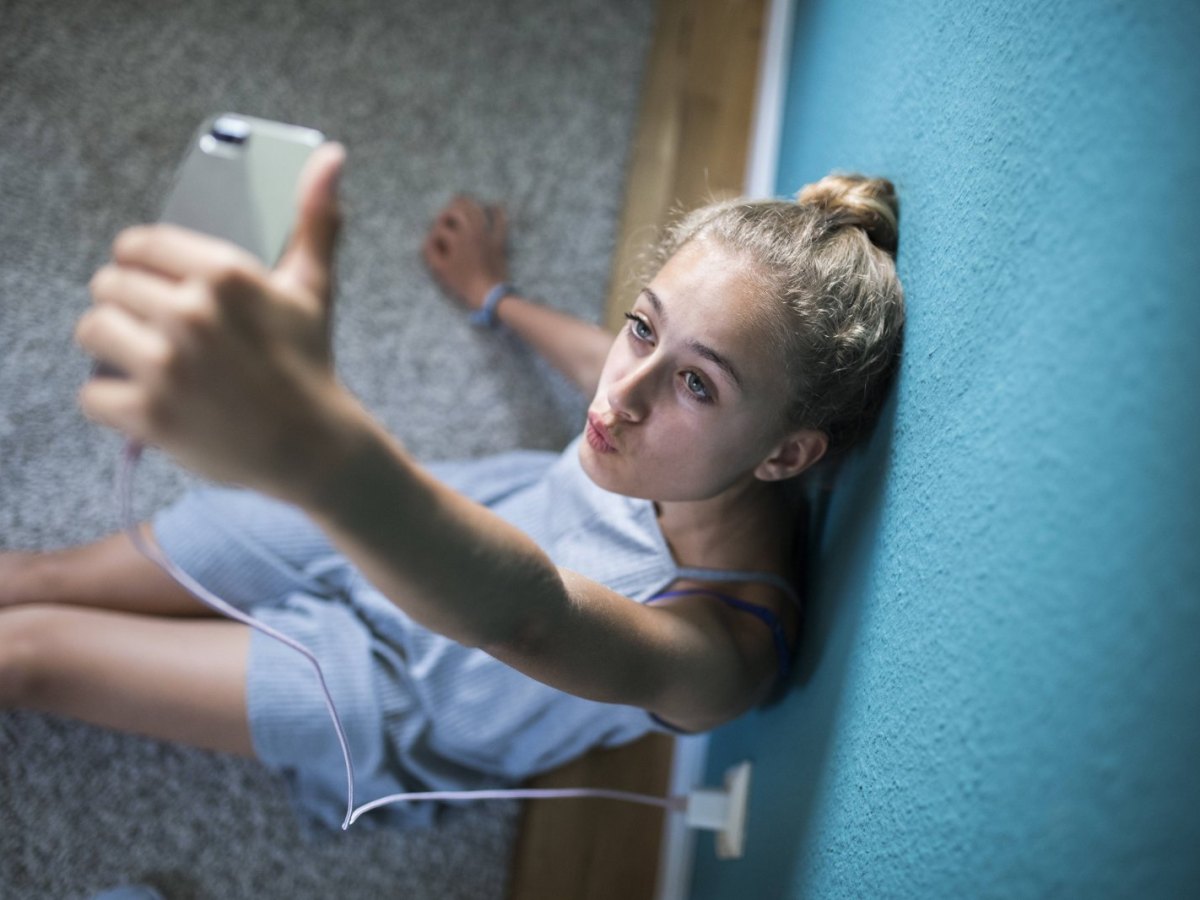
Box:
[0,0,653,896]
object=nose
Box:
[606,358,655,422]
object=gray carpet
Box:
[0,0,653,896]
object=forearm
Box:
[493,292,613,397]
[289,395,566,650]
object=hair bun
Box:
[796,173,900,256]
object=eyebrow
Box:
[640,287,745,392]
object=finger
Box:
[468,197,492,231]
[450,195,490,230]
[113,224,262,283]
[488,205,508,241]
[274,142,346,303]
[428,222,474,266]
[438,205,466,231]
[90,264,177,323]
[428,213,455,239]
[90,262,256,352]
[75,305,171,380]
[78,362,154,440]
[421,234,446,266]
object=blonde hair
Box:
[655,173,905,457]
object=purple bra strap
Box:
[645,587,795,734]
[644,568,802,732]
[645,588,794,686]
[670,565,802,611]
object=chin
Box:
[578,440,640,497]
[577,439,613,487]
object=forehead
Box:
[648,238,782,384]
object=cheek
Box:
[701,409,781,473]
[649,413,741,481]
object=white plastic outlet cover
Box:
[716,761,752,859]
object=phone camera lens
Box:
[210,116,250,145]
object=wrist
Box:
[469,282,518,328]
[269,384,388,513]
[294,405,432,560]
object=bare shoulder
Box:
[647,574,801,726]
[643,496,808,725]
[666,572,799,633]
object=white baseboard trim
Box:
[654,733,711,900]
[744,0,797,199]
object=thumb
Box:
[275,141,346,303]
[489,204,508,243]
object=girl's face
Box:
[580,238,795,502]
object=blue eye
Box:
[624,312,653,342]
[684,371,712,402]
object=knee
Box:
[0,550,35,603]
[0,550,62,606]
[0,604,56,706]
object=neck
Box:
[655,477,794,574]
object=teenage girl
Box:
[0,144,904,829]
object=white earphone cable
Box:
[117,442,684,830]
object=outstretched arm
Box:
[75,149,772,732]
[295,412,776,733]
[423,196,614,397]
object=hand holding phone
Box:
[92,114,324,379]
[77,116,352,498]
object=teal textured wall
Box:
[692,1,1200,896]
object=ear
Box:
[754,429,828,482]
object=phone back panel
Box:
[159,114,324,265]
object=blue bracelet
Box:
[469,283,516,328]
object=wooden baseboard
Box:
[604,0,768,332]
[507,733,676,900]
[508,0,767,896]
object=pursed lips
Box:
[585,412,617,453]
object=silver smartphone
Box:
[93,114,326,378]
[160,113,326,265]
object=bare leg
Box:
[0,603,253,756]
[0,527,214,617]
